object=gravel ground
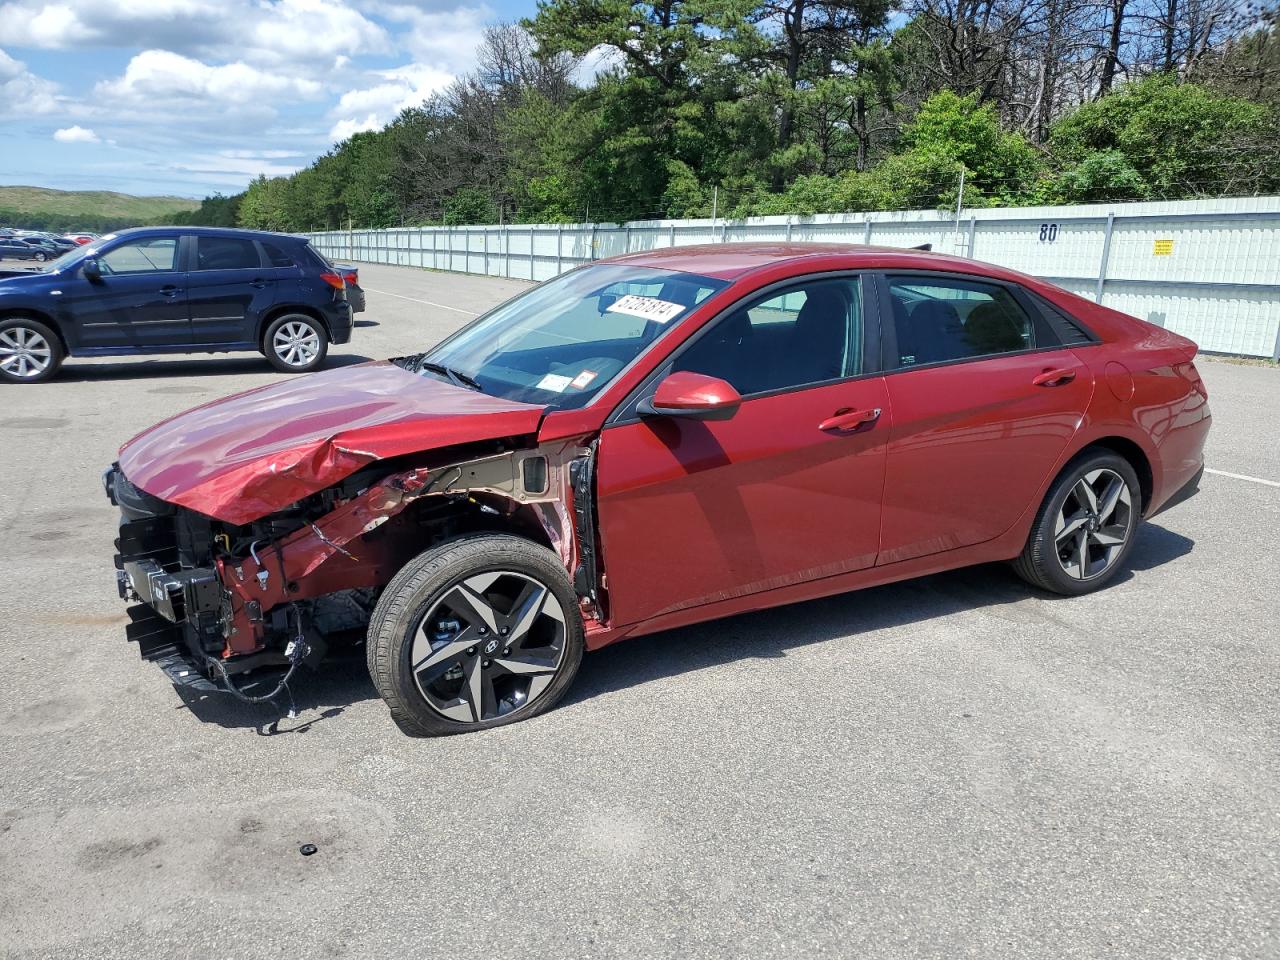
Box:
[1,261,1276,960]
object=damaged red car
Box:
[105,244,1210,736]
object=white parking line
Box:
[1206,468,1280,489]
[362,286,478,315]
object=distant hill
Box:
[0,186,200,231]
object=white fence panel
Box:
[308,196,1280,357]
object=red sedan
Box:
[104,244,1210,735]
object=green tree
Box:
[1049,75,1279,198]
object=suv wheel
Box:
[263,313,328,373]
[1013,449,1141,595]
[0,318,63,384]
[367,534,585,737]
[33,252,47,262]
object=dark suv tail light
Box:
[319,271,345,291]
[343,270,358,286]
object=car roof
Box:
[602,241,1034,284]
[107,225,305,242]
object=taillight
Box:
[319,271,345,291]
[343,271,358,286]
[1177,360,1208,399]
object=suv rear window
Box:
[195,236,261,271]
[262,242,295,268]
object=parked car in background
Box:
[65,233,97,245]
[31,233,78,253]
[332,263,365,313]
[0,238,47,261]
[101,243,1210,736]
[0,226,354,383]
[16,238,68,261]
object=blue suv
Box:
[0,226,355,383]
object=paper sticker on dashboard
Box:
[606,294,685,324]
[537,373,573,393]
[571,370,598,389]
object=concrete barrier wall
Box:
[309,196,1280,358]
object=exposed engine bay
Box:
[106,438,599,701]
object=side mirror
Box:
[82,258,101,281]
[637,371,742,421]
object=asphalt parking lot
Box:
[1,261,1277,959]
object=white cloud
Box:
[329,114,382,141]
[574,45,624,85]
[1,0,501,194]
[327,63,453,140]
[96,50,324,107]
[53,124,99,142]
[0,48,63,116]
[0,0,388,66]
[173,153,305,178]
[369,3,489,74]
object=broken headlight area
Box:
[105,444,591,702]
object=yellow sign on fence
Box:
[1153,239,1174,256]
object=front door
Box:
[596,274,890,628]
[876,273,1095,565]
[187,235,276,345]
[63,234,188,348]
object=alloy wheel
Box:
[0,326,53,380]
[272,320,321,367]
[1055,467,1133,581]
[410,570,566,723]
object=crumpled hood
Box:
[118,361,547,524]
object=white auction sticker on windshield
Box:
[606,294,685,324]
[571,370,598,389]
[536,373,573,393]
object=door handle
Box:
[1032,367,1076,387]
[250,278,269,289]
[159,285,181,297]
[819,407,881,432]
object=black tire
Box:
[0,317,64,384]
[367,534,585,737]
[33,252,47,262]
[1013,449,1142,595]
[263,313,328,373]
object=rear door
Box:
[62,234,188,348]
[187,234,276,346]
[596,274,890,627]
[875,273,1094,565]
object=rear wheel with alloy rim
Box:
[368,534,585,736]
[263,313,328,373]
[1013,450,1142,595]
[0,318,63,384]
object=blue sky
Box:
[0,0,535,199]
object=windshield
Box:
[420,264,729,408]
[41,233,117,273]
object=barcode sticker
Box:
[606,295,685,324]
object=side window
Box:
[195,236,262,271]
[674,277,862,396]
[98,237,178,275]
[888,276,1033,368]
[262,242,295,268]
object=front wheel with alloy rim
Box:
[0,318,64,384]
[367,534,585,736]
[1013,450,1142,595]
[263,313,328,373]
